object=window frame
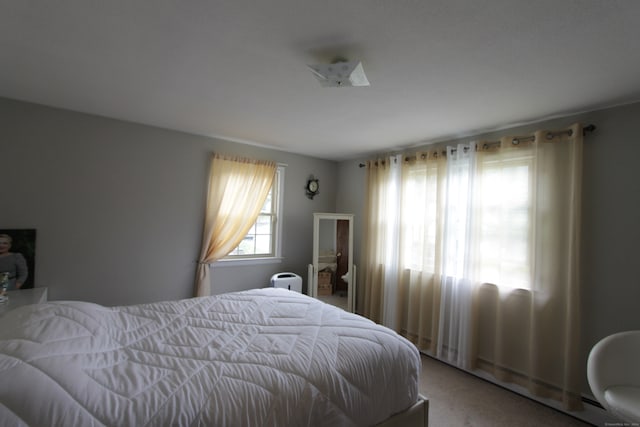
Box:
[216,165,285,267]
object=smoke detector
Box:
[307,60,370,87]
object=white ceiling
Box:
[2,1,640,160]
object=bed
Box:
[0,287,427,426]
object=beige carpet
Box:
[419,354,592,427]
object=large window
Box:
[398,150,534,290]
[224,166,284,260]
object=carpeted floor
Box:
[419,354,593,426]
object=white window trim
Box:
[214,256,284,267]
[217,164,286,266]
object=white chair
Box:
[587,331,640,423]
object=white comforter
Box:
[0,288,420,426]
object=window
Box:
[224,165,284,261]
[398,149,534,290]
[475,154,532,290]
[401,163,439,272]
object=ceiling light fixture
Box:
[307,60,370,87]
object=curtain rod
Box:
[358,124,596,168]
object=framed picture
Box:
[0,229,36,289]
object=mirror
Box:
[0,229,36,294]
[308,213,356,312]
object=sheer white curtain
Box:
[361,124,584,410]
[437,143,477,369]
[382,155,402,330]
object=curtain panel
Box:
[194,154,276,297]
[360,124,584,410]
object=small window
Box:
[224,166,284,261]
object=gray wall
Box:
[336,101,640,397]
[1,97,336,305]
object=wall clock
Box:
[306,177,319,199]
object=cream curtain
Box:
[194,154,276,297]
[360,157,392,323]
[361,124,584,409]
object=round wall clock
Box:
[306,178,319,199]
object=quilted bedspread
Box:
[0,288,420,426]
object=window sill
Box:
[213,257,284,267]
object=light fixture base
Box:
[307,61,370,87]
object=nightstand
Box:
[0,287,48,316]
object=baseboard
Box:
[421,353,619,426]
[469,369,603,426]
[575,398,612,426]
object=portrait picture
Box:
[0,229,36,290]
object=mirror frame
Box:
[308,213,356,312]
